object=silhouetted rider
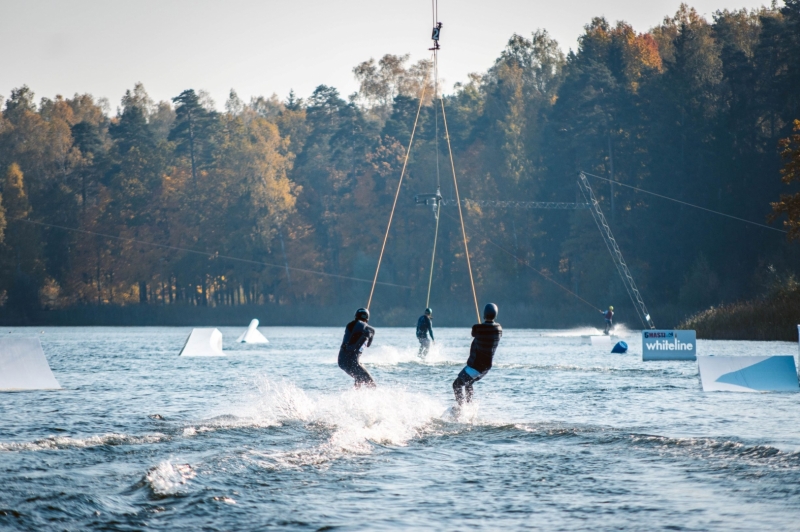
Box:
[452,303,503,406]
[416,308,435,357]
[338,308,376,388]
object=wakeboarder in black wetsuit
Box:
[338,308,376,388]
[452,303,502,406]
[416,307,435,357]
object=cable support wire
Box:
[441,98,481,323]
[441,199,590,210]
[426,0,442,309]
[582,171,786,234]
[367,59,432,309]
[441,212,602,312]
[12,216,410,289]
[426,201,441,308]
[578,173,654,329]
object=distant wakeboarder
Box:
[601,306,614,335]
[416,307,435,358]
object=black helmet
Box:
[424,308,432,316]
[355,308,370,322]
[483,303,498,321]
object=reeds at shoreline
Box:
[680,279,800,341]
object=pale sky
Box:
[0,0,776,111]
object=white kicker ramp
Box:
[236,319,269,344]
[582,335,614,345]
[697,355,799,392]
[0,338,61,391]
[180,328,224,356]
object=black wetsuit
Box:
[453,320,502,405]
[416,315,434,356]
[338,319,376,387]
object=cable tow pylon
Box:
[578,172,655,329]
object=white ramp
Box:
[179,328,224,356]
[236,319,269,344]
[0,338,61,391]
[697,355,799,392]
[582,335,614,345]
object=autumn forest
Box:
[1,3,800,327]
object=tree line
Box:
[1,2,799,326]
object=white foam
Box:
[0,432,167,452]
[246,379,446,468]
[0,337,61,391]
[360,345,420,365]
[179,328,223,357]
[146,461,196,495]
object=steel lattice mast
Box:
[578,172,655,329]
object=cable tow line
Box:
[441,97,481,323]
[367,59,432,309]
[582,171,786,234]
[426,0,442,309]
[12,216,410,289]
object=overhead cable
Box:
[582,171,786,234]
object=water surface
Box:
[1,326,799,530]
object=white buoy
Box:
[236,319,269,344]
[0,338,61,391]
[697,355,799,392]
[179,328,224,356]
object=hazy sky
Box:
[0,0,775,111]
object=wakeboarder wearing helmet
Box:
[601,306,614,335]
[452,303,503,406]
[338,308,377,388]
[416,308,435,358]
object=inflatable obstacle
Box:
[179,328,224,356]
[0,338,61,391]
[611,341,628,354]
[581,335,615,345]
[236,319,269,344]
[697,355,799,392]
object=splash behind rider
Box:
[452,303,503,406]
[416,308,435,357]
[338,308,376,388]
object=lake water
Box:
[1,325,799,530]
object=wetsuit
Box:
[603,310,614,334]
[338,319,376,388]
[416,315,434,357]
[453,320,502,405]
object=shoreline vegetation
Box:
[680,278,800,341]
[0,4,799,329]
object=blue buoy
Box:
[611,341,628,354]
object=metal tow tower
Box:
[578,172,655,329]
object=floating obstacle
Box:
[581,335,616,345]
[697,355,799,392]
[236,319,269,344]
[179,328,224,357]
[642,330,696,361]
[611,341,628,354]
[0,338,61,391]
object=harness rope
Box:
[441,98,481,323]
[367,64,431,309]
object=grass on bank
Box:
[680,277,800,341]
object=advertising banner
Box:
[642,330,696,361]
